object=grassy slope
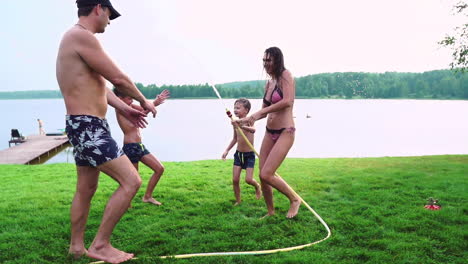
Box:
[0,156,466,264]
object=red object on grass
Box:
[424,205,441,210]
[424,197,441,210]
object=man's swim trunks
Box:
[233,150,255,169]
[65,115,123,167]
[122,143,150,163]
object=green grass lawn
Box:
[0,155,466,264]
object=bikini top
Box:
[263,82,283,107]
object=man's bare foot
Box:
[234,201,241,206]
[286,199,301,218]
[255,187,262,199]
[87,244,134,264]
[142,197,162,206]
[68,247,87,259]
[260,212,275,219]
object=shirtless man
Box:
[114,88,170,206]
[56,1,156,263]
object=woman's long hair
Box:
[265,47,286,80]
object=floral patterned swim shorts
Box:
[122,143,150,163]
[65,115,123,167]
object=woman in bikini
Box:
[236,47,300,218]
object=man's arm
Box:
[74,30,156,116]
[130,104,144,111]
[130,89,170,115]
[107,89,148,128]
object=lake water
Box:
[1,99,467,163]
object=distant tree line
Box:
[1,70,466,100]
[137,70,468,99]
[292,70,468,99]
[0,90,62,100]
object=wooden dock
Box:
[0,135,69,164]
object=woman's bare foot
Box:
[286,199,301,218]
[142,197,162,206]
[234,201,241,206]
[87,244,134,264]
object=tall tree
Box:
[440,1,468,71]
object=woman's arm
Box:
[242,81,268,124]
[238,71,294,125]
[253,70,295,120]
[241,125,255,133]
[241,120,256,133]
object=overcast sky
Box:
[0,0,464,91]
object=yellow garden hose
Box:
[89,91,331,264]
[90,121,331,262]
[159,109,331,259]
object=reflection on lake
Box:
[1,99,467,163]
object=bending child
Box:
[222,98,262,205]
[114,88,170,206]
